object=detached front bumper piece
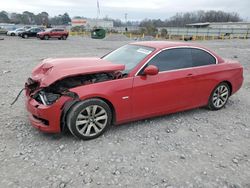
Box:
[25,94,69,133]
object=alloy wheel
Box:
[75,105,108,137]
[212,85,229,108]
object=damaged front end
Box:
[26,72,124,106]
[24,57,126,133]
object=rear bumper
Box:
[25,94,69,133]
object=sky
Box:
[1,0,250,21]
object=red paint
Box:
[25,42,243,133]
[37,29,69,39]
[143,65,159,75]
[32,57,125,87]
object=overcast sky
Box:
[1,0,250,20]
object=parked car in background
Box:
[7,28,25,36]
[18,27,44,39]
[25,41,243,140]
[37,28,69,40]
[0,27,8,35]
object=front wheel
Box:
[44,35,49,40]
[66,99,112,140]
[208,82,230,110]
[23,34,28,39]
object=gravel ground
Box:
[0,36,249,188]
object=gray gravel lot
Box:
[0,36,249,188]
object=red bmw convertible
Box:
[25,41,243,139]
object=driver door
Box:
[132,48,197,119]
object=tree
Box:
[10,13,23,24]
[0,11,10,23]
[23,11,36,24]
[61,13,71,25]
[35,12,49,25]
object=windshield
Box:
[103,44,155,73]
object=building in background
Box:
[186,22,250,29]
[71,18,113,29]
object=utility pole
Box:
[125,13,128,23]
[125,13,128,32]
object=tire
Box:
[62,35,67,40]
[11,33,15,36]
[208,82,230,110]
[44,35,49,40]
[23,34,28,39]
[66,98,112,140]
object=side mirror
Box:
[143,65,159,76]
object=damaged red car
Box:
[25,41,243,139]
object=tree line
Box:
[139,10,242,28]
[0,10,242,27]
[0,11,71,26]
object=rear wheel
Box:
[62,35,67,40]
[66,99,112,140]
[23,34,28,39]
[208,82,230,110]
[11,33,15,36]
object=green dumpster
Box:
[91,28,106,39]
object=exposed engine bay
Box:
[26,72,125,106]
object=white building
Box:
[71,18,113,29]
[186,22,250,29]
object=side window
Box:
[191,48,216,67]
[148,48,193,72]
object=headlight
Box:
[34,91,61,105]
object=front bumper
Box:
[25,93,69,133]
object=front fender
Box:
[69,78,133,123]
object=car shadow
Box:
[42,107,208,141]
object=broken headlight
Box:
[34,91,61,105]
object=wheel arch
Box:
[221,80,232,96]
[60,96,116,132]
[94,97,116,125]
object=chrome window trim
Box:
[135,46,218,76]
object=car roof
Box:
[131,41,204,50]
[130,40,223,63]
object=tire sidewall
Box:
[67,99,112,140]
[208,82,230,110]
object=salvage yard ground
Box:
[0,36,249,187]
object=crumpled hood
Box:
[31,57,125,87]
